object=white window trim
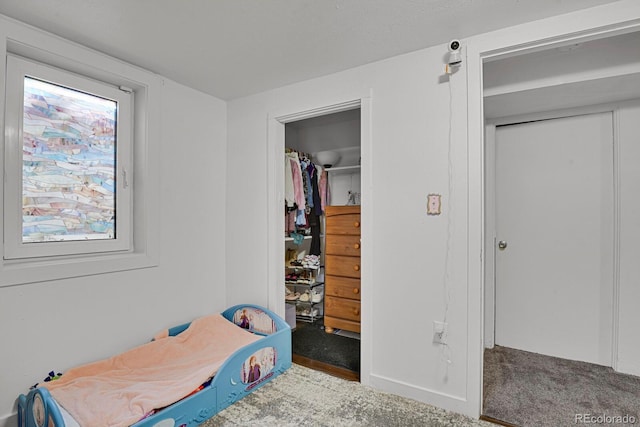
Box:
[0,16,160,286]
[5,54,133,259]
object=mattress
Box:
[54,401,79,427]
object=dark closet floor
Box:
[291,319,360,381]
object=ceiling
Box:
[0,0,621,100]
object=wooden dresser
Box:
[324,205,361,334]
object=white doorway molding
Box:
[466,10,640,418]
[266,93,373,385]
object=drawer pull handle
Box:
[354,221,360,228]
[353,308,360,316]
[353,265,360,271]
[353,288,360,294]
[353,243,360,249]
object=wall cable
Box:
[440,72,455,370]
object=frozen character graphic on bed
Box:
[239,309,250,329]
[247,356,261,382]
[242,346,277,384]
[233,307,277,334]
[248,313,255,330]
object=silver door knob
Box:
[498,240,508,250]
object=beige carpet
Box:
[483,346,640,427]
[203,363,493,426]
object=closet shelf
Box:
[284,235,312,242]
[325,165,361,175]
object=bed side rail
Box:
[18,387,64,427]
[222,304,289,336]
[159,305,288,339]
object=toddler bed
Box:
[17,304,291,427]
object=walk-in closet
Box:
[284,108,362,380]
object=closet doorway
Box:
[481,30,640,426]
[284,107,362,381]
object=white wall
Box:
[0,17,228,426]
[227,41,472,414]
[617,101,640,376]
[227,0,640,418]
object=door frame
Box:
[483,105,621,368]
[466,15,640,417]
[266,94,373,385]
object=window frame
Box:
[4,54,133,259]
[0,18,160,287]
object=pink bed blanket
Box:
[43,313,262,427]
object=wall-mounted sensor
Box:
[447,39,462,66]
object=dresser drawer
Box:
[325,210,361,236]
[325,255,361,278]
[325,205,360,217]
[324,316,360,334]
[325,275,361,300]
[325,296,361,322]
[325,234,361,256]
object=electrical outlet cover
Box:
[433,321,447,344]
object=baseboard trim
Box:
[616,361,640,377]
[368,373,472,417]
[480,414,521,427]
[1,412,17,427]
[292,354,360,382]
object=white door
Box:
[494,112,614,366]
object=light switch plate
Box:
[427,194,441,215]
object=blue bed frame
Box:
[17,304,292,427]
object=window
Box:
[1,21,159,287]
[4,55,132,259]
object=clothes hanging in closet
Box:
[284,150,330,256]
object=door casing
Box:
[266,94,373,385]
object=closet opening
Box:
[284,107,362,381]
[481,29,640,426]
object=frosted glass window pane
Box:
[22,77,117,243]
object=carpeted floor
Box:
[483,345,640,427]
[292,321,360,373]
[203,363,494,426]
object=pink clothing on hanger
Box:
[319,168,330,212]
[290,156,306,211]
[285,209,296,234]
[284,153,296,208]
